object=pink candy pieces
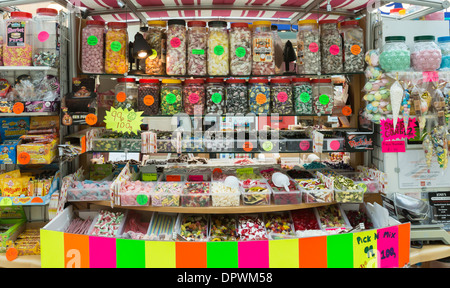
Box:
[411,49,442,71]
[238,214,268,241]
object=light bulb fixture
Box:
[132,32,151,59]
[116,0,126,8]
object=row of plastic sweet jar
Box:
[379,35,450,72]
[0,9,60,67]
[113,77,335,116]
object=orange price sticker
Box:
[144,95,155,106]
[342,106,352,116]
[85,113,97,126]
[6,247,18,261]
[256,93,267,105]
[243,141,253,152]
[351,45,362,56]
[18,152,31,165]
[116,92,126,103]
[13,102,24,114]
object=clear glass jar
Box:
[114,78,138,110]
[270,78,293,114]
[81,20,105,74]
[138,78,160,116]
[166,20,186,75]
[187,21,207,76]
[248,78,270,114]
[105,22,128,74]
[226,79,248,113]
[252,21,275,75]
[340,21,364,73]
[205,78,226,114]
[230,22,252,76]
[161,79,183,115]
[312,79,334,115]
[272,25,284,74]
[319,20,343,74]
[438,36,450,70]
[144,20,166,75]
[208,21,229,76]
[183,78,205,115]
[379,36,411,72]
[33,8,59,67]
[0,20,4,66]
[411,35,442,72]
[4,11,34,66]
[297,20,320,75]
[292,78,313,115]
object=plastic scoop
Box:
[224,176,240,190]
[272,172,290,192]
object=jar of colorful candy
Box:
[187,21,207,76]
[230,22,252,76]
[113,78,138,110]
[312,79,334,115]
[161,79,183,115]
[226,78,248,114]
[4,12,34,66]
[248,78,270,114]
[144,20,166,75]
[293,78,313,115]
[340,20,364,73]
[208,21,229,76]
[271,78,293,114]
[411,35,442,72]
[166,19,186,75]
[379,36,410,72]
[183,78,205,115]
[205,78,226,114]
[138,78,160,116]
[438,36,450,70]
[319,20,343,74]
[296,20,320,75]
[105,22,128,74]
[33,8,59,67]
[81,20,105,73]
[252,21,275,75]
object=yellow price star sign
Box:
[104,107,144,134]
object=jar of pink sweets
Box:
[411,35,442,72]
[81,20,105,74]
[4,12,34,66]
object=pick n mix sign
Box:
[40,206,410,268]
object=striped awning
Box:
[67,0,373,24]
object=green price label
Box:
[319,94,330,105]
[192,49,205,55]
[110,41,122,52]
[300,92,311,103]
[136,194,149,206]
[214,45,224,56]
[235,47,246,58]
[0,198,12,206]
[87,35,98,46]
[166,93,177,104]
[211,93,222,104]
[262,141,273,152]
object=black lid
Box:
[168,19,186,26]
[208,21,227,27]
[385,36,406,42]
[414,35,436,42]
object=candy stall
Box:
[0,0,448,270]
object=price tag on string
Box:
[104,107,144,134]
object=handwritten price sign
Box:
[104,107,143,134]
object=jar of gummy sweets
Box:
[81,20,105,74]
[297,20,320,75]
[183,78,206,115]
[161,79,183,115]
[205,78,226,114]
[438,36,450,70]
[208,21,229,76]
[187,21,207,76]
[138,78,160,116]
[271,78,293,114]
[379,36,410,72]
[166,20,186,76]
[252,21,275,75]
[33,8,59,67]
[114,78,138,110]
[340,20,365,73]
[4,12,34,66]
[248,78,270,114]
[144,20,166,75]
[319,20,343,74]
[292,78,313,115]
[226,78,248,114]
[411,35,442,72]
[105,22,128,74]
[230,22,252,76]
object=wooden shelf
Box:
[87,201,334,214]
